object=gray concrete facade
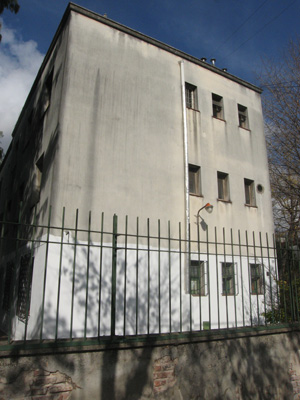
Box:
[0,4,276,342]
[0,3,274,239]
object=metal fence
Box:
[0,206,299,351]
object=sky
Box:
[0,0,299,152]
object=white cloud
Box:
[0,22,44,152]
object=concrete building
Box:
[0,3,275,340]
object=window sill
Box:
[239,126,251,132]
[189,193,203,198]
[186,107,200,113]
[244,204,257,208]
[217,199,232,204]
[191,294,207,297]
[222,294,236,297]
[212,116,226,122]
[251,293,263,296]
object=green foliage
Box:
[264,239,300,324]
[0,0,20,15]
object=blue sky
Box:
[0,0,299,151]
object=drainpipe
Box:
[179,61,190,264]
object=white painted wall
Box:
[11,233,277,340]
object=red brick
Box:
[154,366,161,371]
[31,387,48,396]
[34,376,57,386]
[57,393,72,400]
[161,364,173,371]
[34,370,50,377]
[49,383,74,393]
[155,372,169,379]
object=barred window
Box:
[17,254,34,322]
[2,262,14,312]
[212,93,224,119]
[250,264,263,295]
[185,83,198,110]
[238,104,249,129]
[190,260,207,296]
[222,262,238,295]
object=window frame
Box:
[212,93,224,120]
[222,262,238,295]
[244,178,256,206]
[185,82,198,110]
[190,260,207,296]
[250,263,264,295]
[217,171,230,201]
[238,104,249,129]
[189,164,201,196]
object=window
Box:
[185,83,198,109]
[190,260,206,296]
[212,93,224,119]
[250,264,263,295]
[244,178,256,206]
[217,171,230,201]
[2,262,14,312]
[189,164,201,196]
[42,69,54,114]
[36,153,44,192]
[238,104,249,129]
[17,253,34,321]
[222,262,236,295]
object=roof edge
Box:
[68,2,262,94]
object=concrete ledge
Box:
[1,324,300,358]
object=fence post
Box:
[111,214,118,337]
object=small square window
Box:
[244,178,256,206]
[190,260,206,296]
[185,83,198,110]
[212,93,224,119]
[238,104,249,129]
[222,262,235,295]
[189,164,201,196]
[250,264,263,295]
[217,171,230,201]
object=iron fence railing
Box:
[0,206,299,351]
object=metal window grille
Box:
[250,264,263,295]
[212,93,223,119]
[238,104,248,129]
[2,262,14,312]
[222,262,236,295]
[185,83,197,109]
[190,260,206,296]
[17,253,34,322]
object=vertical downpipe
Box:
[179,61,190,288]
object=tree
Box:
[258,39,300,240]
[0,0,20,15]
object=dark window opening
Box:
[212,93,224,119]
[185,83,198,110]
